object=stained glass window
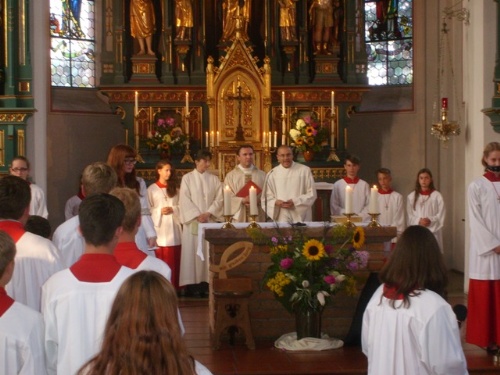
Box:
[50,0,95,88]
[364,0,413,85]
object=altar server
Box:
[362,226,468,375]
[330,154,370,220]
[0,176,63,311]
[466,141,500,354]
[406,168,446,251]
[42,194,134,375]
[376,168,405,246]
[0,231,47,375]
[179,150,223,288]
[147,160,182,289]
[262,145,317,222]
[224,144,266,222]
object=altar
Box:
[203,224,397,340]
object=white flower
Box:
[317,291,330,306]
[301,280,310,288]
[335,274,346,282]
[289,129,301,140]
[296,119,306,129]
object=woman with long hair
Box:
[406,168,446,251]
[362,226,467,375]
[107,144,157,252]
[466,141,500,354]
[78,270,212,375]
[147,159,182,290]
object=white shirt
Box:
[147,183,182,247]
[30,183,49,218]
[378,190,406,244]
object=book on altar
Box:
[236,180,262,197]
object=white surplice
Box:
[262,162,317,223]
[134,177,157,254]
[378,190,406,245]
[30,183,49,218]
[64,194,82,221]
[0,300,47,375]
[224,165,266,222]
[406,190,446,251]
[330,178,370,220]
[362,285,468,375]
[179,169,223,286]
[147,184,182,246]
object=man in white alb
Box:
[224,144,266,222]
[262,145,317,222]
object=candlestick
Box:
[247,215,260,229]
[185,91,189,113]
[205,131,209,147]
[210,131,215,147]
[345,186,353,214]
[216,131,220,146]
[249,186,258,216]
[281,91,285,113]
[441,97,448,109]
[134,91,138,116]
[369,185,379,213]
[273,131,277,148]
[268,131,272,147]
[223,185,231,216]
[368,213,381,228]
[262,131,266,147]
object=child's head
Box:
[414,168,435,191]
[0,176,31,222]
[344,154,361,178]
[25,215,52,239]
[78,193,125,248]
[376,168,392,190]
[9,156,30,181]
[194,150,212,173]
[155,159,177,197]
[109,187,141,234]
[82,162,118,197]
[481,142,500,172]
[0,231,16,286]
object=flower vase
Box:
[303,150,314,162]
[295,308,322,339]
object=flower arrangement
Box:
[289,113,329,152]
[145,112,187,155]
[257,225,368,313]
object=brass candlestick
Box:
[342,213,356,229]
[247,215,260,228]
[222,215,235,229]
[368,213,381,228]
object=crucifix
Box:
[226,77,252,141]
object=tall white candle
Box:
[345,186,353,214]
[216,131,220,146]
[185,91,189,113]
[262,131,266,147]
[249,186,258,216]
[205,131,209,147]
[268,131,272,147]
[331,91,335,114]
[210,131,214,147]
[134,91,138,116]
[369,185,379,213]
[224,185,232,216]
[273,131,277,148]
[281,91,285,113]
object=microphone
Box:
[263,169,274,222]
[453,304,467,328]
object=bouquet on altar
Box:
[289,114,329,152]
[253,224,368,313]
[145,113,187,155]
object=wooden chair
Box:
[209,241,255,350]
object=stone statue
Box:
[175,0,193,41]
[221,0,251,43]
[278,0,298,42]
[130,0,156,55]
[309,0,333,55]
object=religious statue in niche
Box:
[130,0,156,55]
[309,0,342,54]
[278,0,298,42]
[175,0,193,41]
[220,0,252,42]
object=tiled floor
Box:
[180,272,500,375]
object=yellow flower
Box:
[302,239,326,261]
[305,137,315,147]
[267,271,291,296]
[270,245,288,255]
[305,126,314,136]
[295,137,304,145]
[352,227,365,249]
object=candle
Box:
[441,97,448,109]
[369,185,379,213]
[224,185,232,216]
[262,131,266,147]
[216,131,220,146]
[281,91,285,113]
[268,131,272,147]
[210,131,214,147]
[249,186,258,216]
[134,91,138,116]
[273,131,277,148]
[345,186,353,214]
[331,91,335,113]
[185,91,189,113]
[205,131,209,147]
[331,129,335,148]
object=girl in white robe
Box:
[406,168,445,251]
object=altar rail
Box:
[205,226,397,340]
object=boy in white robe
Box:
[0,176,63,311]
[179,150,223,287]
[262,145,317,222]
[330,154,370,220]
[0,231,47,375]
[42,193,134,375]
[224,145,266,222]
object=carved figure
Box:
[175,0,193,41]
[278,0,298,42]
[221,0,251,42]
[130,0,156,55]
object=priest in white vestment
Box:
[262,146,317,222]
[224,145,266,222]
[179,150,223,286]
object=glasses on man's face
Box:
[11,167,29,172]
[124,158,137,165]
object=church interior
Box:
[1,0,500,373]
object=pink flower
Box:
[280,258,294,270]
[166,117,175,126]
[303,115,312,124]
[324,244,334,254]
[324,275,336,284]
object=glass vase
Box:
[295,308,322,339]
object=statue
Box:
[175,0,193,41]
[130,0,156,55]
[278,0,298,42]
[221,0,251,43]
[309,0,334,55]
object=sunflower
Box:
[302,239,326,261]
[305,137,315,147]
[295,137,304,145]
[305,126,315,136]
[352,227,365,249]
